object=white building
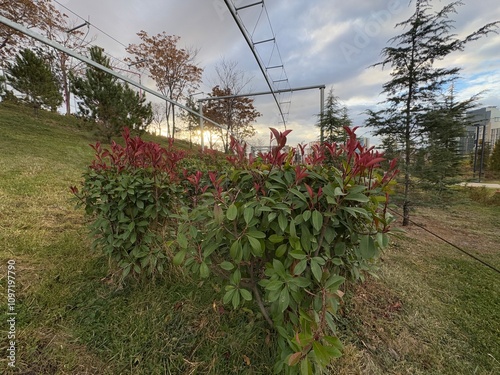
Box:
[463,106,500,154]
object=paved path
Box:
[458,182,500,189]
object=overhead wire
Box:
[52,0,143,79]
[53,0,128,49]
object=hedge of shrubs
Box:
[72,127,398,374]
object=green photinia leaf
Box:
[230,240,241,260]
[293,259,307,275]
[275,244,287,257]
[214,203,224,224]
[240,288,252,301]
[376,232,389,248]
[231,289,241,309]
[173,250,186,266]
[311,259,322,282]
[360,235,377,259]
[278,287,290,313]
[227,203,238,220]
[223,287,235,304]
[344,192,369,202]
[247,230,266,239]
[199,262,209,278]
[302,210,311,222]
[278,213,288,232]
[300,356,312,375]
[269,234,284,243]
[177,232,188,249]
[243,207,254,225]
[220,261,234,271]
[247,235,263,255]
[311,210,323,232]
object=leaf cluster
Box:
[72,126,398,372]
[71,128,186,282]
[175,127,398,373]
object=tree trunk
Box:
[61,58,71,116]
[172,104,176,138]
[165,101,170,137]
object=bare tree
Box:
[126,31,203,138]
[150,102,167,136]
[203,59,260,153]
[43,18,96,115]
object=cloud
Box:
[55,0,500,146]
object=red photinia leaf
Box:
[282,129,292,140]
[269,127,280,142]
[297,143,306,156]
[88,127,185,174]
[304,183,314,200]
[295,165,309,183]
[364,157,385,168]
[269,128,292,149]
[389,158,398,170]
[208,171,218,186]
[317,187,323,199]
[324,142,337,157]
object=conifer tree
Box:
[317,89,352,144]
[6,48,62,112]
[70,46,152,142]
[417,85,478,190]
[365,0,498,225]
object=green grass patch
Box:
[1,102,499,374]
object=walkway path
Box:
[458,182,500,189]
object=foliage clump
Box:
[73,127,398,373]
[72,128,185,281]
[175,127,397,373]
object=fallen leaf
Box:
[243,354,251,366]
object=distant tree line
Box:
[0,0,259,146]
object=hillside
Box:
[0,102,499,374]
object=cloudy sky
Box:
[53,0,500,146]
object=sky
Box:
[52,0,500,147]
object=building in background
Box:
[358,137,370,149]
[462,106,500,154]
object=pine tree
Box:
[70,46,152,141]
[417,85,478,190]
[317,89,352,144]
[365,0,498,225]
[6,48,62,112]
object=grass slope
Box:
[0,102,499,374]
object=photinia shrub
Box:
[71,128,185,282]
[175,127,398,374]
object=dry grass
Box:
[1,102,499,374]
[329,203,500,375]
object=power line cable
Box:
[53,0,143,76]
[388,207,500,275]
[53,0,128,49]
